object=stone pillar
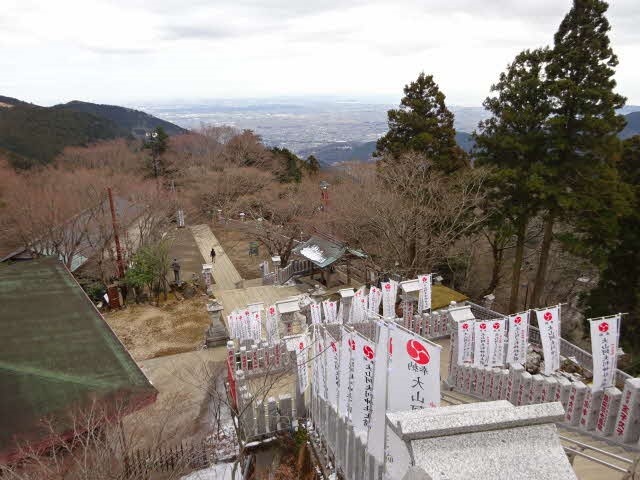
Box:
[579,389,603,431]
[496,369,510,401]
[239,346,248,371]
[596,387,622,436]
[613,378,640,443]
[255,401,267,435]
[480,366,493,399]
[354,434,364,480]
[268,397,278,432]
[528,374,545,405]
[516,371,532,406]
[555,376,572,411]
[279,394,293,431]
[540,376,558,403]
[337,416,346,474]
[565,381,587,426]
[505,364,524,404]
[242,393,255,439]
[346,425,354,480]
[471,367,482,396]
[462,365,473,394]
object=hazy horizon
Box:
[2,0,639,106]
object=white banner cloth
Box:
[535,306,561,375]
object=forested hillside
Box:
[0,97,186,168]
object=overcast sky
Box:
[2,0,639,107]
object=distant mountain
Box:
[299,132,475,166]
[0,96,187,168]
[54,101,187,137]
[621,112,640,140]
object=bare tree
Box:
[322,153,490,277]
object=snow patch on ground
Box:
[300,245,326,263]
[180,462,240,480]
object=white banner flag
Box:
[325,328,340,410]
[316,332,327,400]
[388,326,441,411]
[489,319,506,366]
[241,310,250,340]
[250,308,262,341]
[473,321,491,366]
[506,311,529,365]
[590,315,620,392]
[296,336,310,393]
[368,286,382,315]
[382,282,397,319]
[456,319,475,366]
[350,332,376,438]
[265,305,279,344]
[338,328,355,419]
[323,299,338,323]
[535,306,561,376]
[351,287,368,323]
[310,302,322,324]
[417,274,432,313]
[367,322,389,464]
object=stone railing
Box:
[226,340,291,379]
[466,302,631,385]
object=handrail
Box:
[563,447,629,473]
[559,435,634,464]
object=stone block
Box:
[255,402,266,435]
[268,397,278,432]
[516,371,532,406]
[496,369,510,400]
[506,364,525,404]
[540,376,558,403]
[555,376,572,411]
[528,374,545,405]
[579,389,603,431]
[613,378,640,443]
[279,394,292,429]
[564,381,587,426]
[596,387,622,436]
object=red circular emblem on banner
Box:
[245,311,249,315]
[330,302,334,307]
[514,316,522,324]
[255,313,259,319]
[331,342,337,351]
[269,307,275,314]
[422,276,428,282]
[479,323,487,330]
[406,339,430,365]
[348,339,356,350]
[299,342,304,350]
[462,323,469,330]
[385,284,391,290]
[493,322,501,330]
[599,322,609,333]
[544,311,553,321]
[363,345,374,360]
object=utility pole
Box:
[108,187,126,278]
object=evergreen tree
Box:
[584,136,640,371]
[143,126,170,179]
[530,0,629,307]
[474,48,552,312]
[375,72,468,173]
[271,147,302,183]
[306,155,320,175]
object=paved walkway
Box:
[190,224,243,290]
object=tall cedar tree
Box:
[530,0,629,307]
[143,126,170,179]
[474,49,551,312]
[375,73,468,173]
[584,136,640,372]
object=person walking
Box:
[171,258,181,284]
[210,247,216,263]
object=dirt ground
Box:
[105,295,211,361]
[210,224,271,280]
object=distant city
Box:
[135,98,488,152]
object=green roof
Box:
[292,235,367,268]
[0,258,157,461]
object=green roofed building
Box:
[0,257,157,462]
